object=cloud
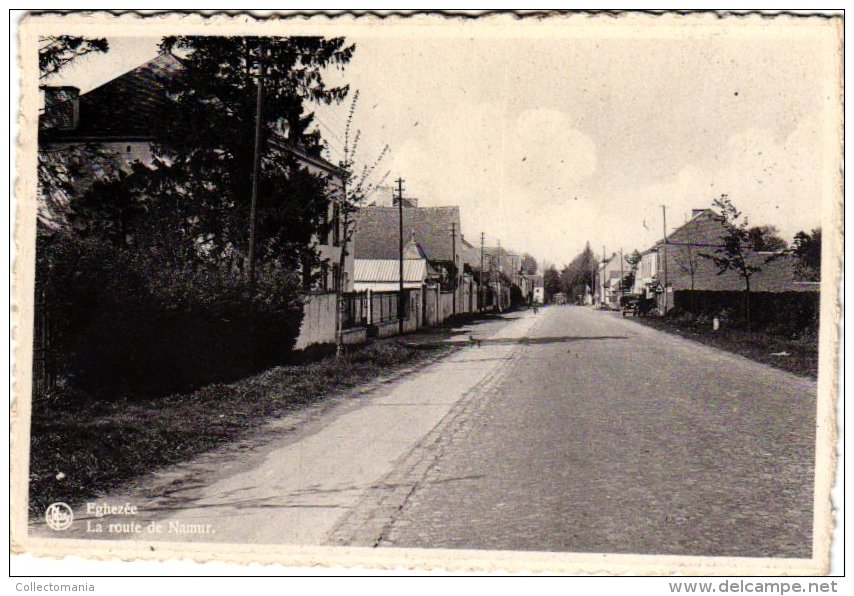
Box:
[627,115,825,251]
[383,101,599,263]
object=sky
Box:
[47,20,838,268]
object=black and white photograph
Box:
[11,11,842,577]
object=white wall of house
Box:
[634,250,659,295]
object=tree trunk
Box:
[744,275,752,333]
[335,194,349,358]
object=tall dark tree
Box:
[35,36,358,398]
[620,270,636,294]
[792,227,821,282]
[543,265,562,302]
[38,36,112,229]
[747,225,788,252]
[39,35,109,80]
[151,36,355,286]
[521,253,538,276]
[622,249,642,294]
[560,242,596,303]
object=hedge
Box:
[35,234,305,400]
[671,290,820,336]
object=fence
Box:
[340,291,368,329]
[370,290,410,324]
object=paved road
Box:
[31,311,537,545]
[377,306,817,558]
[33,306,816,558]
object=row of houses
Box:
[38,53,540,353]
[594,208,819,314]
[314,195,538,347]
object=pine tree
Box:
[150,36,355,285]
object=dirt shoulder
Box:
[624,314,817,379]
[28,341,455,517]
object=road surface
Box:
[33,306,816,558]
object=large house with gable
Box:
[632,208,815,313]
[38,52,352,294]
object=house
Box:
[39,52,352,294]
[353,235,440,292]
[353,205,472,319]
[457,235,483,313]
[633,208,814,313]
[597,252,630,308]
[481,245,520,310]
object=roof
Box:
[403,238,429,260]
[353,206,462,263]
[38,53,344,176]
[459,236,481,267]
[45,53,185,141]
[354,259,436,283]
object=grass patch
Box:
[28,340,452,517]
[628,315,818,379]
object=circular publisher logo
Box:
[45,502,73,531]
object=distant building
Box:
[632,208,815,313]
[597,252,630,308]
[353,235,440,292]
[353,205,476,313]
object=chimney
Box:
[691,208,706,219]
[42,86,80,131]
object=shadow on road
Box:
[471,335,631,346]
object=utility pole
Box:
[396,178,405,334]
[450,221,457,316]
[247,44,265,293]
[602,245,607,306]
[335,174,347,357]
[661,204,669,315]
[619,247,624,304]
[496,239,502,311]
[479,232,485,312]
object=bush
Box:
[35,233,305,399]
[672,290,819,337]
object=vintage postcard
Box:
[11,11,843,575]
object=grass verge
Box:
[28,340,453,517]
[628,316,817,379]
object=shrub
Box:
[35,232,305,399]
[672,290,819,337]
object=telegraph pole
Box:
[247,45,265,292]
[661,204,669,315]
[479,232,485,312]
[619,247,625,304]
[450,221,457,316]
[396,178,405,334]
[602,245,606,306]
[496,239,502,311]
